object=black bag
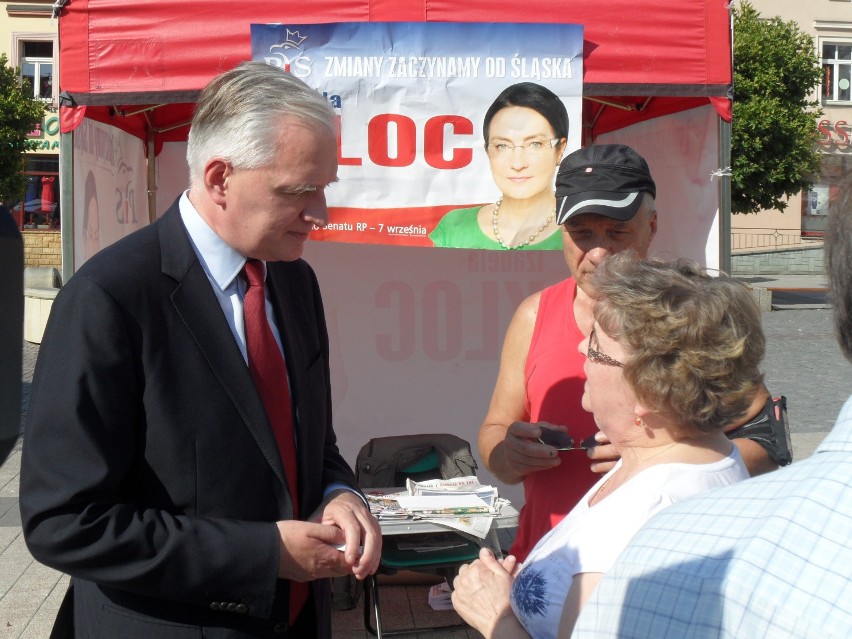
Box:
[355,433,478,488]
[726,396,793,467]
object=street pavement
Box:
[1,276,846,638]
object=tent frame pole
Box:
[59,130,75,283]
[147,131,157,223]
[718,117,732,275]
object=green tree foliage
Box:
[732,1,823,214]
[0,52,46,203]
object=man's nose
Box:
[586,244,612,263]
[302,192,329,227]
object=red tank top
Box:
[509,277,600,562]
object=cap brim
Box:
[555,190,644,225]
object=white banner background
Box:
[153,105,720,505]
[73,119,149,270]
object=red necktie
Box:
[242,259,308,624]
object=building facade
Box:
[733,0,851,267]
[1,0,61,269]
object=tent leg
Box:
[718,116,732,274]
[147,133,157,223]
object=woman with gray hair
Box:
[452,252,761,638]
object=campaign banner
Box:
[73,119,149,270]
[251,22,583,249]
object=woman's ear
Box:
[634,405,672,436]
[633,404,654,427]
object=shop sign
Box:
[817,119,851,148]
[26,116,60,150]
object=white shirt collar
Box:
[178,191,248,291]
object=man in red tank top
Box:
[478,144,780,561]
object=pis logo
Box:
[264,29,311,78]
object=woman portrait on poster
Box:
[429,82,569,250]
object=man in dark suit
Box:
[20,62,381,638]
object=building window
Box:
[822,42,852,103]
[8,155,60,232]
[801,154,850,238]
[20,40,54,105]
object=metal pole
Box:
[147,133,157,223]
[59,129,75,283]
[719,117,732,275]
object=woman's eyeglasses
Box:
[486,138,561,157]
[587,326,624,368]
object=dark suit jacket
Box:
[20,200,358,638]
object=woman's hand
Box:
[452,548,528,638]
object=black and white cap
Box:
[555,144,657,225]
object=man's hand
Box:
[313,490,382,580]
[275,520,351,582]
[276,491,382,582]
[501,421,566,479]
[586,431,620,474]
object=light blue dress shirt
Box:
[573,395,852,639]
[178,192,283,363]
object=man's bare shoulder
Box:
[515,289,544,322]
[502,289,546,347]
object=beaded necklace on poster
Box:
[491,197,555,250]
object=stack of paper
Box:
[406,476,498,509]
[365,492,410,520]
[364,479,508,539]
[394,494,492,517]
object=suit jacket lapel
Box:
[156,203,289,490]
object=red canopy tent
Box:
[58,0,732,144]
[52,0,735,501]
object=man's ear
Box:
[204,159,231,207]
[648,211,658,241]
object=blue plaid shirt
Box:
[573,395,852,639]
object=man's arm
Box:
[725,384,780,476]
[299,263,381,580]
[479,292,564,484]
[20,276,288,617]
